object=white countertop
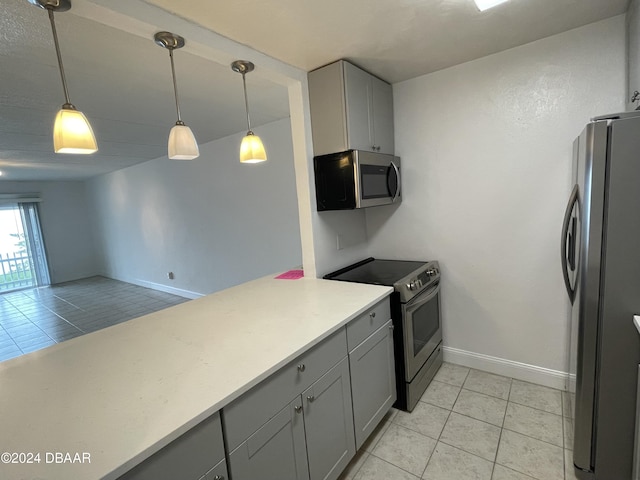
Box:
[0,275,392,480]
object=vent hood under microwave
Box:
[313,150,401,211]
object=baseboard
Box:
[97,272,204,299]
[443,346,568,391]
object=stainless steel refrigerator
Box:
[562,110,640,479]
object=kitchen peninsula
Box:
[0,274,392,480]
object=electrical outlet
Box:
[167,272,174,280]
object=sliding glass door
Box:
[0,202,50,292]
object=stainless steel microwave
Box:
[313,150,401,211]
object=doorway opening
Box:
[0,203,50,292]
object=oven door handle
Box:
[406,281,440,310]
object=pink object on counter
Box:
[275,269,304,280]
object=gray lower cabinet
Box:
[118,412,227,480]
[228,357,355,480]
[349,319,396,450]
[303,357,355,480]
[634,364,640,480]
[201,458,228,480]
[228,398,309,480]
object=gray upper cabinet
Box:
[118,412,227,480]
[308,60,394,156]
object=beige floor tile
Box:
[496,429,564,480]
[463,370,512,400]
[503,402,563,447]
[562,390,574,418]
[353,454,420,480]
[453,389,507,427]
[422,442,493,480]
[362,418,391,453]
[509,380,562,415]
[565,449,581,480]
[491,464,537,480]
[564,417,574,450]
[339,450,369,480]
[373,424,437,476]
[439,412,501,461]
[394,401,451,440]
[421,380,461,410]
[434,363,470,387]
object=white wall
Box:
[628,0,640,110]
[0,181,98,284]
[88,118,302,297]
[366,16,626,377]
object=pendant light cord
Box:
[47,8,71,106]
[242,73,252,133]
[169,49,183,124]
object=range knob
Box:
[406,282,418,291]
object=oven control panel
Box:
[397,261,440,302]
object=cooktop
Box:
[323,257,430,286]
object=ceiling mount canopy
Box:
[154,31,200,160]
[231,60,267,164]
[28,0,98,155]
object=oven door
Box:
[402,281,442,382]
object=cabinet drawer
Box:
[346,297,391,352]
[223,328,348,451]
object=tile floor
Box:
[340,363,578,480]
[0,276,188,363]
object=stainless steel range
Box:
[325,258,443,411]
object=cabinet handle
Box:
[297,364,306,372]
[389,324,394,330]
[307,394,315,402]
[294,405,303,414]
[213,476,224,480]
[370,312,376,318]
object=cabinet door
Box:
[343,62,374,152]
[371,76,394,155]
[228,398,309,480]
[200,458,228,480]
[303,357,355,480]
[349,320,397,450]
[118,412,225,480]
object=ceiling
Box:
[0,0,629,182]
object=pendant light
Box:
[29,0,98,154]
[154,32,199,160]
[231,61,267,164]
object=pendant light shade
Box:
[154,32,199,160]
[168,123,199,160]
[29,0,98,154]
[53,105,98,154]
[231,60,267,164]
[240,132,267,164]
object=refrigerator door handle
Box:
[562,184,579,304]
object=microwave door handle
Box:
[390,161,401,202]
